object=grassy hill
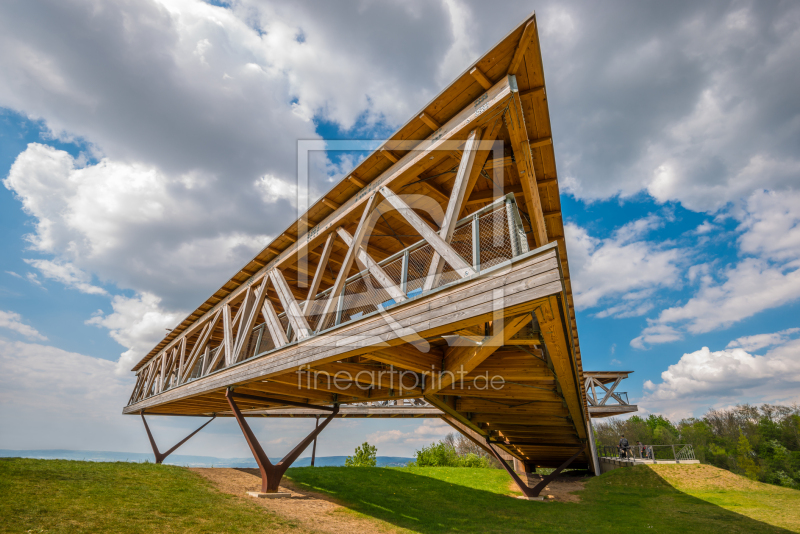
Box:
[2,457,799,533]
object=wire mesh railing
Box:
[599,444,696,462]
[150,194,530,392]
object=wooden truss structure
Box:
[123,13,637,496]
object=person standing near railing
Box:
[636,441,645,459]
[618,435,631,459]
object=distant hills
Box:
[0,449,413,468]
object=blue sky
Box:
[1,0,799,459]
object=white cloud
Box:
[535,2,800,212]
[640,337,800,419]
[0,310,46,341]
[726,328,800,352]
[0,336,144,451]
[634,190,800,347]
[4,143,272,309]
[631,324,681,350]
[85,293,185,374]
[25,259,107,296]
[367,418,451,446]
[736,189,800,264]
[565,216,682,316]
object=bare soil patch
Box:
[192,468,400,534]
[508,475,588,503]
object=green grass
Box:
[0,458,302,533]
[285,464,800,533]
[3,458,799,534]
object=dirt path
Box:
[508,475,588,502]
[192,468,400,534]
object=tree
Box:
[345,442,377,467]
[736,431,759,480]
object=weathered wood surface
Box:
[124,246,562,414]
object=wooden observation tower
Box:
[123,12,636,499]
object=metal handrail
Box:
[138,193,529,398]
[598,444,696,462]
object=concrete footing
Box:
[247,491,292,498]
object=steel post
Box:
[140,411,216,464]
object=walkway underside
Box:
[125,246,590,470]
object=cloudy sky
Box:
[1,0,799,459]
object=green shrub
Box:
[411,441,492,468]
[345,442,377,467]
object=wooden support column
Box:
[428,314,530,393]
[459,125,502,217]
[533,296,587,440]
[506,76,548,247]
[232,275,270,363]
[336,227,406,303]
[302,232,335,315]
[262,299,290,349]
[269,269,312,340]
[378,187,476,279]
[179,311,221,383]
[318,193,379,325]
[423,128,482,291]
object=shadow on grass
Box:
[280,465,794,534]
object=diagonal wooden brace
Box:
[485,438,586,499]
[140,411,216,464]
[225,388,340,493]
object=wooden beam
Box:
[222,304,233,367]
[380,148,398,164]
[508,19,537,76]
[261,299,289,349]
[318,193,379,324]
[348,175,366,188]
[520,85,545,99]
[506,78,548,247]
[424,128,482,291]
[232,275,269,363]
[470,67,492,90]
[530,136,552,149]
[378,186,476,278]
[302,232,335,315]
[418,112,441,131]
[466,184,524,205]
[321,198,340,210]
[135,76,514,372]
[459,126,502,218]
[429,314,531,393]
[312,362,422,394]
[269,269,312,340]
[534,296,587,440]
[366,347,443,374]
[336,227,407,303]
[486,156,513,169]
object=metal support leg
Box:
[486,439,586,499]
[140,411,216,464]
[225,389,339,493]
[311,415,319,467]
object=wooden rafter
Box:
[505,80,548,247]
[423,128,482,291]
[302,232,335,315]
[269,269,312,340]
[318,193,379,324]
[335,227,406,304]
[378,186,476,279]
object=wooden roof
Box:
[132,11,581,376]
